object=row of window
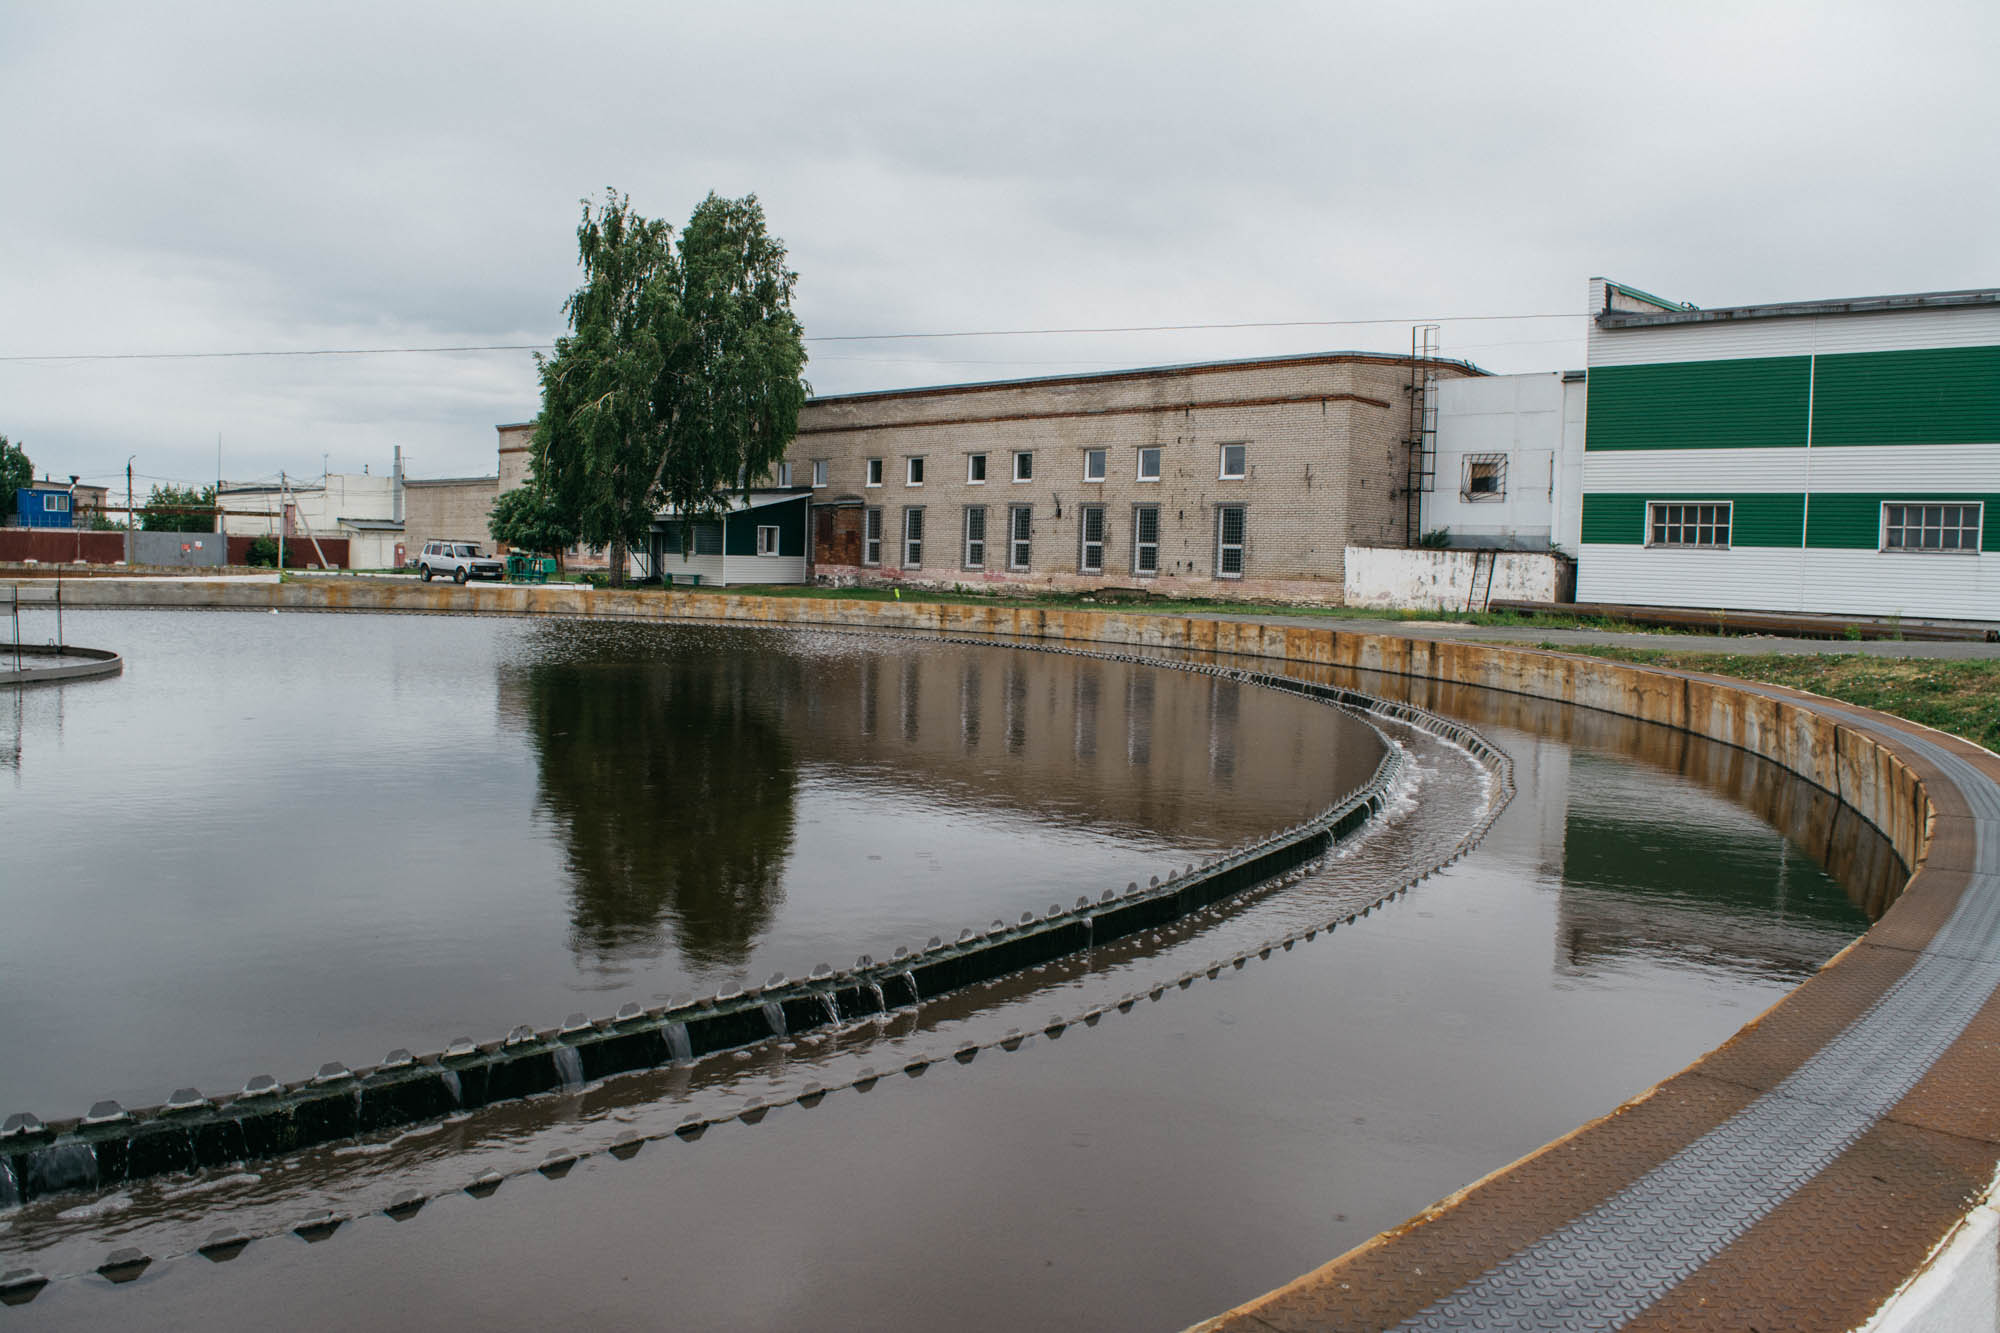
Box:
[777,445,1249,491]
[1643,501,1985,553]
[862,503,1246,577]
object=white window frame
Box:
[967,453,987,485]
[1215,505,1245,578]
[1008,505,1032,569]
[863,506,882,565]
[47,493,72,513]
[902,507,924,567]
[1132,504,1160,576]
[906,456,925,487]
[756,524,780,556]
[812,459,829,489]
[1218,443,1246,480]
[775,461,793,488]
[1083,449,1106,482]
[1137,447,1161,482]
[1882,501,1983,554]
[963,505,986,569]
[1013,451,1034,483]
[1079,504,1105,573]
[1646,501,1732,549]
[865,458,883,488]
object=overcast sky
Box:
[2,1,1994,493]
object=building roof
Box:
[652,489,811,520]
[803,348,1487,407]
[338,518,406,531]
[1598,286,2000,330]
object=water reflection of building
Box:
[498,628,1382,973]
[1229,659,1905,982]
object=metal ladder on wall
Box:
[2,577,65,674]
[1404,324,1440,545]
[1465,549,1495,612]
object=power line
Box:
[0,311,1588,364]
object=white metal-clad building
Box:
[1426,371,1587,553]
[1578,278,2000,621]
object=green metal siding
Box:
[1580,493,1806,547]
[1586,358,1811,451]
[1812,346,2000,446]
[1805,493,2000,551]
[724,498,807,557]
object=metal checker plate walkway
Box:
[1199,671,2000,1333]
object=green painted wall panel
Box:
[1586,358,1811,451]
[1805,493,2000,551]
[1813,346,2000,446]
[724,497,808,557]
[1581,492,1805,547]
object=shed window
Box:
[46,493,71,513]
[756,525,779,556]
[1461,453,1506,501]
[1647,502,1730,549]
[1883,502,1981,553]
[693,522,724,556]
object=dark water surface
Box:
[0,612,1378,1114]
[0,615,1897,1332]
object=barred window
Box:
[963,506,986,568]
[1461,453,1506,501]
[1079,504,1105,573]
[1647,502,1731,549]
[903,507,924,567]
[1133,505,1160,575]
[1009,505,1032,568]
[863,507,882,565]
[1216,505,1245,577]
[1883,502,1981,554]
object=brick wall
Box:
[788,353,1474,603]
[403,478,499,559]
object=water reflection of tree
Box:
[518,644,797,972]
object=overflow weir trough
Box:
[6,577,2000,1330]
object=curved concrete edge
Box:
[0,643,121,688]
[50,580,1988,1329]
[0,632,1515,1207]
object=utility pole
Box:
[278,470,286,574]
[126,456,135,567]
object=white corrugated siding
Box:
[1578,544,1994,618]
[721,553,806,586]
[658,550,726,584]
[1583,447,1808,493]
[1588,304,2000,367]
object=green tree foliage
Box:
[140,483,218,532]
[534,190,808,586]
[0,436,30,517]
[488,485,579,560]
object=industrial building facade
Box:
[785,351,1477,601]
[1578,278,2000,620]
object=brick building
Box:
[782,351,1479,602]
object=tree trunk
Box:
[609,534,626,587]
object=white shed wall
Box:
[1426,374,1566,549]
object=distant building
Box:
[1578,278,2000,620]
[13,478,101,529]
[649,491,812,586]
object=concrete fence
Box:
[1341,544,1574,611]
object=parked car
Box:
[417,540,505,583]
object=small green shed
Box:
[648,490,811,587]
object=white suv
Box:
[417,540,505,583]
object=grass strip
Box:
[1546,646,2000,752]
